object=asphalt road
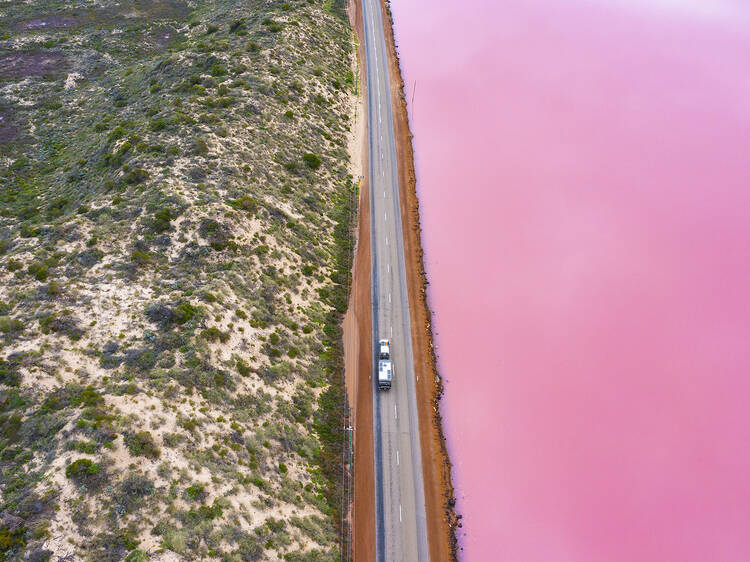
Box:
[361,0,429,560]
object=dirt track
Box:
[346,0,459,560]
[346,1,376,559]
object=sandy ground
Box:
[345,0,459,560]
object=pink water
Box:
[388,1,750,560]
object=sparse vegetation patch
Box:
[0,0,357,558]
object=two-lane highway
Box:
[361,0,429,560]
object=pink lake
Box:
[389,0,750,560]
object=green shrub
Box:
[125,431,160,459]
[46,197,69,218]
[174,302,198,324]
[262,18,282,32]
[302,153,322,170]
[45,281,64,296]
[90,528,140,560]
[198,218,231,251]
[6,259,22,272]
[201,291,217,303]
[236,358,252,377]
[108,126,126,142]
[124,168,149,184]
[124,550,148,562]
[209,63,227,76]
[151,208,174,233]
[0,359,20,386]
[130,250,152,264]
[27,262,49,281]
[65,458,101,480]
[162,432,185,447]
[150,118,167,131]
[200,326,230,343]
[251,476,267,490]
[0,526,26,554]
[0,316,24,335]
[229,195,258,214]
[116,474,155,513]
[229,19,245,33]
[106,141,131,167]
[39,313,84,340]
[65,440,97,454]
[19,224,40,238]
[191,138,209,155]
[184,483,205,500]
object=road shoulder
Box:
[346,0,376,560]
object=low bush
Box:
[198,218,231,251]
[162,432,185,448]
[151,208,174,233]
[236,357,252,377]
[0,358,21,386]
[200,327,230,343]
[114,474,155,514]
[124,431,160,459]
[150,118,167,131]
[184,483,205,501]
[229,195,258,214]
[174,302,199,324]
[65,458,101,481]
[89,527,140,561]
[38,313,84,341]
[27,262,49,281]
[0,316,24,335]
[302,153,322,170]
[65,440,97,454]
[124,169,149,185]
[130,250,152,264]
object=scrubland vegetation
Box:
[0,0,355,559]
